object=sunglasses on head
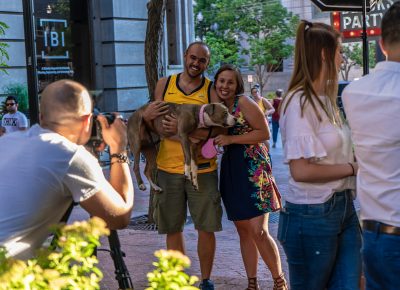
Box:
[6,103,16,106]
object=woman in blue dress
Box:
[214,64,286,290]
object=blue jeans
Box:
[271,120,279,144]
[363,229,400,290]
[278,191,362,290]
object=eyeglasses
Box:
[6,103,16,106]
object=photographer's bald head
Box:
[40,80,94,145]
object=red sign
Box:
[331,0,394,40]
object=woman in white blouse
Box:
[278,20,361,290]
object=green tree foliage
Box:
[237,1,298,93]
[203,31,243,74]
[0,217,109,289]
[194,0,242,73]
[194,0,298,94]
[0,21,9,74]
[341,41,376,80]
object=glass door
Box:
[24,0,92,124]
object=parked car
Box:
[337,81,350,119]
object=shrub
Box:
[146,249,199,290]
[0,217,109,289]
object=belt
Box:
[362,220,400,236]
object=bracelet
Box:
[110,153,130,165]
[348,162,355,176]
[206,127,213,141]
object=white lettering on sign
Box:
[39,19,69,59]
[342,13,385,30]
[50,31,59,46]
[339,0,394,31]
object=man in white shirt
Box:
[0,80,134,259]
[342,2,400,289]
[1,95,28,133]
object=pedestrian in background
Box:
[342,2,400,289]
[250,86,274,159]
[1,95,28,134]
[250,87,275,118]
[278,20,361,290]
[214,64,287,290]
[271,89,283,148]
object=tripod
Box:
[52,202,134,290]
[67,133,134,289]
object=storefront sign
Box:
[332,0,394,40]
[39,18,69,59]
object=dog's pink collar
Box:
[199,104,207,128]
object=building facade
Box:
[0,0,194,123]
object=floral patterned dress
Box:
[220,96,282,221]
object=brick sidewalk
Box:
[70,137,290,290]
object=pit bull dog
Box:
[127,102,236,191]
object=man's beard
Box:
[186,64,203,79]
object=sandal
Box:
[246,277,260,290]
[273,273,288,290]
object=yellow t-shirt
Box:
[157,74,218,174]
[257,99,266,113]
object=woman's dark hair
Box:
[214,64,244,95]
[251,87,259,94]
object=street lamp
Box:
[46,4,52,14]
[247,75,253,92]
[197,12,204,41]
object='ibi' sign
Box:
[39,18,69,59]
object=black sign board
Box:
[311,0,371,12]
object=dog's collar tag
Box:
[199,104,207,128]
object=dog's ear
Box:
[204,103,215,116]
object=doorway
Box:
[24,0,93,124]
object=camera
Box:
[87,112,116,150]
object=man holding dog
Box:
[342,2,400,289]
[0,80,134,259]
[144,42,222,290]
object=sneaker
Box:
[199,279,215,290]
[272,143,276,148]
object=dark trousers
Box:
[272,120,279,144]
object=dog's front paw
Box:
[190,160,198,191]
[192,178,199,191]
[150,182,163,193]
[184,164,191,180]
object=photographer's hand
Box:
[97,114,127,154]
[82,113,134,230]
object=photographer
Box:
[0,80,134,259]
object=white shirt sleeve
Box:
[63,147,108,202]
[18,113,28,128]
[281,96,327,162]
